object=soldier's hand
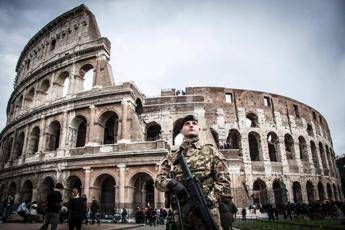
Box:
[167,179,186,194]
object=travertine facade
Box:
[0,5,342,215]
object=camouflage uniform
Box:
[155,137,232,230]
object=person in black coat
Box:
[68,188,85,230]
[220,196,238,230]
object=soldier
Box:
[155,115,232,230]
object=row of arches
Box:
[252,179,342,207]
[0,172,155,212]
[10,64,95,120]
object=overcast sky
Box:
[0,0,344,154]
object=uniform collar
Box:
[180,137,202,150]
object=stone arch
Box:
[310,141,319,169]
[306,181,315,203]
[327,183,333,201]
[246,112,259,128]
[80,63,94,91]
[333,183,339,201]
[21,180,33,202]
[272,179,288,206]
[69,115,88,148]
[307,124,314,137]
[284,134,295,160]
[318,182,325,202]
[210,128,220,148]
[98,111,119,144]
[173,118,184,145]
[93,173,116,213]
[15,95,23,116]
[298,136,308,161]
[252,179,268,207]
[292,181,303,203]
[66,175,83,199]
[25,87,35,108]
[325,145,332,174]
[267,131,280,162]
[248,131,262,161]
[8,181,16,196]
[38,176,55,202]
[135,98,143,115]
[146,122,161,141]
[3,136,13,163]
[14,132,25,159]
[225,129,241,149]
[129,172,155,209]
[55,71,70,98]
[319,142,328,171]
[46,120,61,151]
[37,78,50,104]
[28,126,40,155]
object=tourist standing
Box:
[68,188,84,230]
[90,196,100,225]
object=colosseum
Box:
[0,4,343,215]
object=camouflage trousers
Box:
[170,207,223,230]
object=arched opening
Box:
[292,182,303,203]
[252,179,268,207]
[248,131,261,161]
[93,174,116,214]
[3,137,13,163]
[267,132,280,162]
[99,111,119,144]
[225,129,241,149]
[325,146,332,174]
[80,64,94,91]
[310,141,319,169]
[39,177,54,202]
[8,182,16,197]
[135,98,143,115]
[69,116,87,148]
[46,121,61,151]
[146,122,161,141]
[306,181,315,203]
[333,184,339,201]
[319,142,328,171]
[14,132,25,158]
[37,79,50,104]
[307,124,314,137]
[298,136,308,161]
[210,128,220,148]
[130,173,155,209]
[0,184,4,201]
[284,134,295,160]
[28,127,40,155]
[327,183,333,201]
[56,72,70,97]
[25,87,35,108]
[173,118,184,145]
[15,95,23,115]
[318,182,325,202]
[21,180,33,203]
[66,176,82,199]
[273,180,287,207]
[246,113,259,128]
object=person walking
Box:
[90,196,100,225]
[2,194,14,222]
[68,188,85,230]
[39,183,63,230]
[121,208,128,223]
[219,196,238,230]
[81,194,88,225]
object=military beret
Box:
[180,115,198,129]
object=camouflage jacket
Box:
[155,137,232,205]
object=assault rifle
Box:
[173,151,218,230]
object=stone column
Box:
[87,105,98,146]
[119,99,130,143]
[60,111,69,149]
[118,164,126,208]
[22,125,30,161]
[9,131,17,163]
[38,116,47,152]
[84,167,91,200]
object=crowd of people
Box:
[134,205,171,225]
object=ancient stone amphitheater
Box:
[0,5,342,214]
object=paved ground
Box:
[0,223,163,230]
